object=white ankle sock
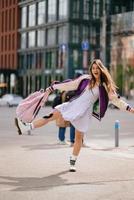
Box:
[70,155,77,160]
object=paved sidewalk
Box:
[0,106,134,200]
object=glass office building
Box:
[18,0,91,96]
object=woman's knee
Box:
[75,130,83,141]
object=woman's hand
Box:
[45,86,53,94]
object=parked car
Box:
[0,94,23,107]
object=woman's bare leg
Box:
[70,129,83,172]
[15,110,63,135]
[73,129,83,156]
[33,110,61,128]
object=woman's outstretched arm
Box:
[108,92,134,113]
[50,74,90,92]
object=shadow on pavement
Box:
[0,171,134,192]
[22,143,70,151]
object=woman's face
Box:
[91,63,101,80]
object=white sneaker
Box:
[70,165,76,172]
[15,118,31,135]
[57,141,68,145]
[69,159,76,172]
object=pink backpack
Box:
[16,90,49,123]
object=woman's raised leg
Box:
[15,110,61,134]
[33,110,61,128]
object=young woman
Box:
[15,59,134,172]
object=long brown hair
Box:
[89,59,117,92]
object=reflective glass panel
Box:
[21,7,27,28]
[58,26,68,44]
[47,28,56,45]
[59,0,68,20]
[48,0,56,22]
[28,31,35,47]
[28,4,36,26]
[37,30,45,47]
[38,1,46,25]
[21,33,26,49]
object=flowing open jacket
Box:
[51,74,131,120]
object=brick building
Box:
[0,0,19,95]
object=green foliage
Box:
[116,64,134,96]
[116,64,123,95]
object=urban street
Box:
[0,1,134,200]
[0,105,134,200]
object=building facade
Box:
[18,0,91,97]
[0,0,134,97]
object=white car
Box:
[0,94,23,107]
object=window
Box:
[90,27,96,45]
[105,0,110,15]
[73,50,79,68]
[0,74,4,83]
[46,51,55,69]
[28,4,36,27]
[8,10,11,31]
[12,8,16,30]
[83,0,90,20]
[59,0,68,20]
[93,0,100,19]
[47,28,56,46]
[58,26,68,44]
[1,36,3,51]
[37,30,45,47]
[48,0,56,22]
[28,31,35,48]
[35,75,41,91]
[72,0,80,18]
[83,26,89,40]
[58,46,67,68]
[21,33,27,49]
[27,53,34,69]
[18,54,25,69]
[36,52,44,69]
[72,25,79,43]
[0,12,3,31]
[38,1,46,25]
[5,10,7,32]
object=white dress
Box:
[55,86,99,133]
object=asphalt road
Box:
[0,105,134,200]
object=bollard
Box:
[115,120,120,147]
